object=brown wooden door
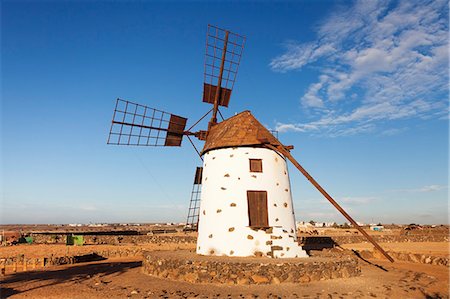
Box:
[247,191,269,227]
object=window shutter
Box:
[249,159,263,172]
[247,191,269,227]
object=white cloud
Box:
[301,75,328,108]
[393,184,447,193]
[381,127,407,136]
[79,205,98,211]
[271,0,448,136]
[418,185,447,192]
[340,196,376,204]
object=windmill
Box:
[107,25,394,261]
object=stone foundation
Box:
[142,250,361,285]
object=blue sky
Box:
[1,0,448,224]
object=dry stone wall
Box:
[29,234,197,245]
[358,250,449,267]
[142,250,361,285]
[320,234,448,245]
[28,233,447,246]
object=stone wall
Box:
[0,248,145,275]
[358,250,449,267]
[326,234,449,245]
[28,233,448,246]
[29,234,197,245]
[142,250,361,285]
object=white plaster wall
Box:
[196,147,307,258]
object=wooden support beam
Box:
[209,31,229,127]
[265,144,394,263]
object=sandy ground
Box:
[1,241,449,298]
[1,255,449,299]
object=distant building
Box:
[370,225,384,231]
[296,221,314,229]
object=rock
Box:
[130,290,139,295]
[272,277,281,284]
[237,277,249,285]
[251,274,269,284]
[184,272,198,283]
[299,276,310,283]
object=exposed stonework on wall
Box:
[142,250,361,285]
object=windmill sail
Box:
[185,167,203,231]
[107,98,187,146]
[203,25,245,108]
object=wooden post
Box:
[23,256,27,271]
[209,31,229,127]
[0,260,5,276]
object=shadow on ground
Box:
[350,249,388,271]
[0,259,142,298]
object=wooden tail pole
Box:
[210,31,229,127]
[266,144,394,263]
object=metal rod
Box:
[265,144,394,263]
[112,121,171,133]
[107,99,120,144]
[210,30,229,126]
[186,135,203,161]
[217,108,225,121]
[187,108,212,132]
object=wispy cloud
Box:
[340,196,376,205]
[271,0,448,136]
[380,127,408,136]
[79,205,98,211]
[393,184,447,193]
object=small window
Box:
[247,191,269,227]
[193,167,203,185]
[249,159,263,172]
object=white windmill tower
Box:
[196,111,307,258]
[107,25,394,262]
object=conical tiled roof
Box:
[201,111,281,155]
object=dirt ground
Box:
[1,241,449,299]
[1,240,449,298]
[1,255,449,299]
